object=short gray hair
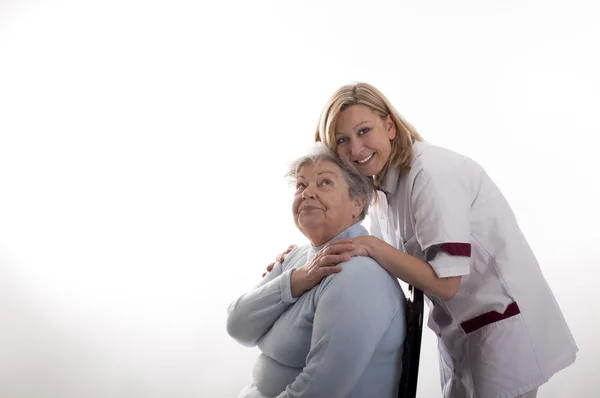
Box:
[286,143,375,221]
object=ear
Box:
[352,196,366,218]
[385,114,396,140]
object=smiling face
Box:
[333,104,397,177]
[292,160,365,246]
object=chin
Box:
[299,221,321,230]
[358,164,378,177]
[297,217,324,231]
[371,160,388,175]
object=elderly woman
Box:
[226,144,407,398]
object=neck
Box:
[305,221,355,247]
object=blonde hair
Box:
[314,82,424,186]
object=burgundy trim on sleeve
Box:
[440,243,471,257]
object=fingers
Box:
[299,261,344,291]
[262,262,275,278]
[319,253,351,266]
[332,239,354,244]
[320,242,355,256]
[306,264,342,287]
[319,265,342,277]
[276,244,296,263]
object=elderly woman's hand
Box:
[262,244,296,278]
[290,241,354,297]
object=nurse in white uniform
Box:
[302,82,577,398]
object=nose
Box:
[349,138,363,157]
[301,183,317,200]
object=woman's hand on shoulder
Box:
[289,241,356,297]
[325,236,374,258]
[262,244,296,278]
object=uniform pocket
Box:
[466,314,541,398]
[461,301,520,334]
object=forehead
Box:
[297,160,342,178]
[336,104,379,130]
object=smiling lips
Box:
[300,205,323,212]
[355,153,374,164]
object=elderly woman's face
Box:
[292,160,364,244]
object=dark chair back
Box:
[398,285,424,398]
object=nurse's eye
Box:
[359,127,371,135]
[336,136,348,144]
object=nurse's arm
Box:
[357,235,461,301]
[359,161,475,300]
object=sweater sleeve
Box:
[226,254,299,347]
[277,258,402,397]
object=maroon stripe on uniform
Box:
[461,302,521,334]
[440,242,471,257]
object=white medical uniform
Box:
[369,141,578,398]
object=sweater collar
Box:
[307,222,367,258]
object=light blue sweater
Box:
[226,222,407,398]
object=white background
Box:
[1,1,598,397]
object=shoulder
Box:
[409,142,485,190]
[412,142,483,177]
[323,256,401,294]
[315,256,405,316]
[281,244,310,271]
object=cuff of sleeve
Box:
[280,269,299,304]
[429,252,470,278]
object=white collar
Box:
[379,141,426,196]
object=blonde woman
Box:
[266,82,577,398]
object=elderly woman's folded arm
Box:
[226,260,299,347]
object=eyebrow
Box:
[317,171,338,178]
[335,121,369,136]
[297,171,338,179]
[353,121,369,130]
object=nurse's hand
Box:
[262,244,296,278]
[326,236,373,258]
[289,243,352,297]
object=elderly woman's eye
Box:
[296,182,306,190]
[319,179,332,187]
